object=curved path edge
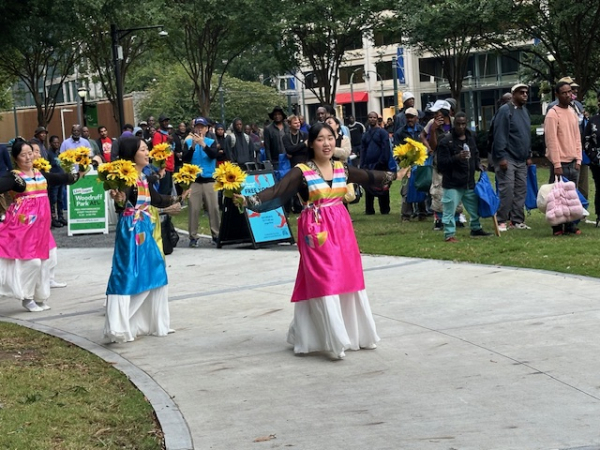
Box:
[0,316,194,450]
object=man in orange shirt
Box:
[544,81,582,235]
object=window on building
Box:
[373,28,402,47]
[478,53,498,78]
[375,61,393,81]
[419,58,444,83]
[345,33,363,50]
[339,65,364,85]
[501,50,521,76]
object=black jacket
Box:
[282,130,308,167]
[437,128,480,190]
[263,122,289,162]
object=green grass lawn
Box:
[174,166,600,278]
[0,323,163,449]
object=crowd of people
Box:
[0,75,596,357]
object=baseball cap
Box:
[429,100,451,112]
[193,117,209,127]
[158,114,170,122]
[405,107,418,116]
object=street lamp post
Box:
[111,23,166,131]
[77,86,88,126]
[349,68,363,120]
[219,86,225,125]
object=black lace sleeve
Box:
[0,172,26,194]
[246,167,305,212]
[347,165,395,189]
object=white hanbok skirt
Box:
[104,285,170,343]
[0,247,57,302]
[287,289,380,355]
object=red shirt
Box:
[152,130,174,172]
[100,137,113,162]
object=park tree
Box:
[271,0,385,106]
[391,0,509,110]
[138,66,285,127]
[0,0,85,126]
[79,0,166,126]
[162,0,271,117]
[491,0,600,99]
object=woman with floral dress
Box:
[237,123,396,359]
[0,139,84,312]
[104,137,187,343]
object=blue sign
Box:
[397,47,406,85]
[241,172,293,244]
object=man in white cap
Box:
[491,83,532,231]
[393,91,422,133]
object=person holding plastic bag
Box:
[544,81,582,236]
[436,113,492,242]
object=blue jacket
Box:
[183,132,218,183]
[360,127,390,170]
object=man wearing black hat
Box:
[263,106,289,163]
[153,114,175,195]
[31,127,49,159]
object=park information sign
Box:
[242,171,293,244]
[218,170,294,248]
[67,169,109,236]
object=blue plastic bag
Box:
[406,166,426,203]
[275,153,291,181]
[475,171,500,218]
[525,164,538,211]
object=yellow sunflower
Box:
[33,158,51,172]
[393,138,428,169]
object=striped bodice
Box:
[134,175,151,208]
[13,169,48,198]
[297,161,347,206]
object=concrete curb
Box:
[0,316,194,450]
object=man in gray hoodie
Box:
[491,83,532,231]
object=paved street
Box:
[2,233,600,450]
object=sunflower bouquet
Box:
[393,138,428,169]
[33,158,51,172]
[149,142,172,169]
[58,146,92,173]
[213,161,247,212]
[97,160,139,206]
[173,163,202,191]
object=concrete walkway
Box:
[2,243,600,450]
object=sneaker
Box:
[58,217,68,225]
[456,221,465,228]
[51,218,63,228]
[497,222,508,232]
[22,299,43,312]
[470,228,492,237]
[189,238,199,248]
[458,213,467,223]
[35,301,51,311]
[433,220,443,231]
[511,222,531,230]
[445,236,459,243]
[50,280,67,288]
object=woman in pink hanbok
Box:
[237,123,396,359]
[0,139,85,312]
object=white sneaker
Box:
[512,222,531,230]
[50,280,67,288]
[361,343,377,350]
[22,299,43,312]
[35,301,51,311]
[498,223,508,232]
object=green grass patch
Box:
[174,166,599,278]
[0,323,163,449]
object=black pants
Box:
[589,164,600,218]
[365,190,390,215]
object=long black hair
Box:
[118,137,143,162]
